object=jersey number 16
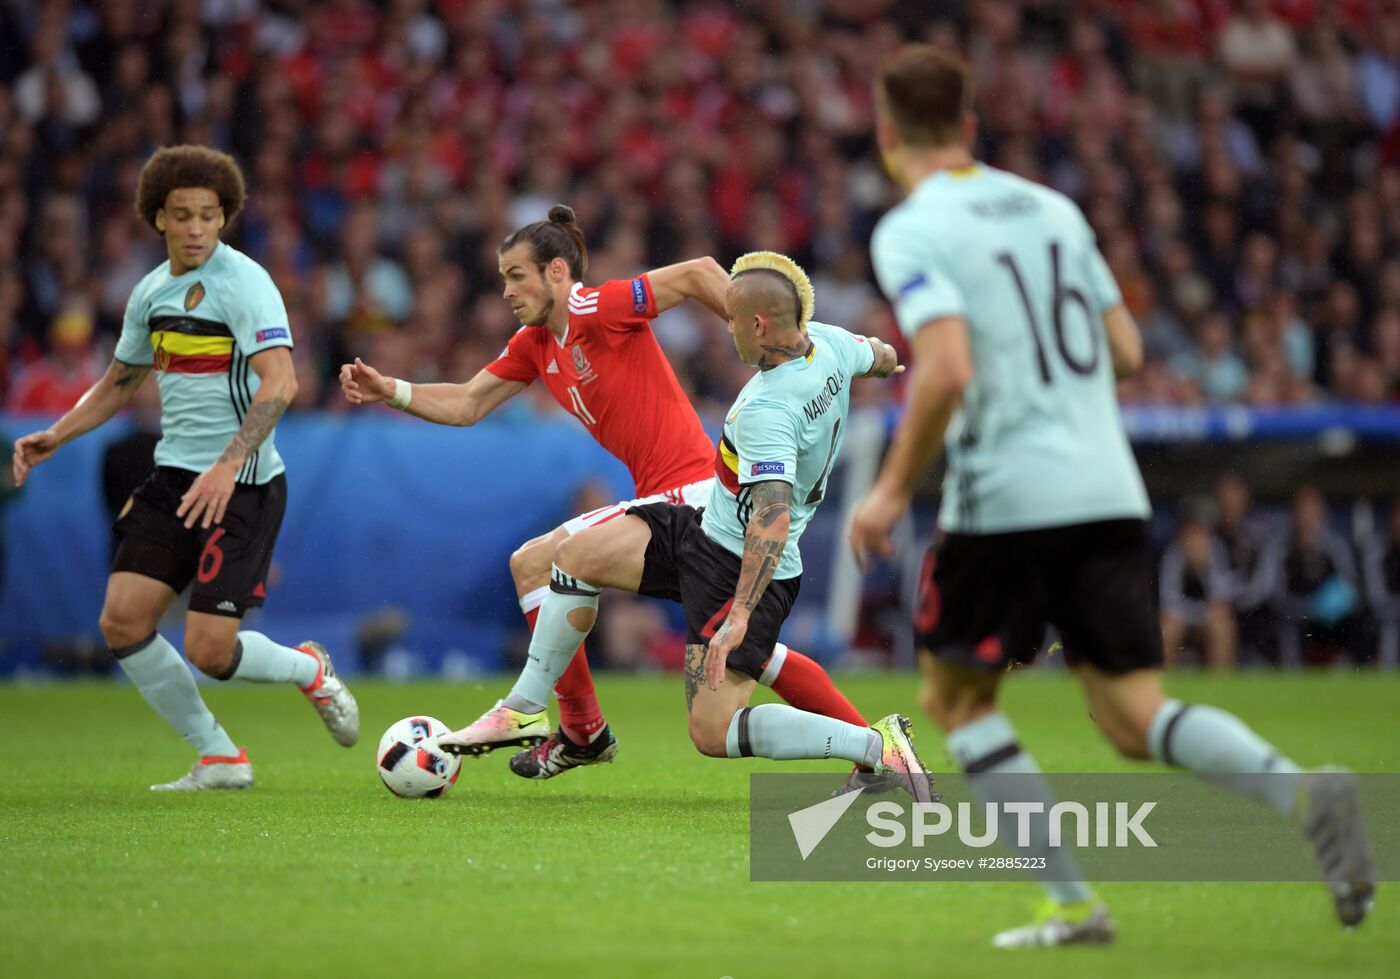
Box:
[997,242,1101,385]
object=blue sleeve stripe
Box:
[896,274,928,299]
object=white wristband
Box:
[387,379,412,410]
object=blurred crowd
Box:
[1159,475,1400,669]
[3,0,1400,418]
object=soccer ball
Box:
[376,715,461,798]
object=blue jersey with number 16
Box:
[871,164,1149,535]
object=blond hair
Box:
[729,251,815,329]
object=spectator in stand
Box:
[1371,307,1400,394]
[12,9,100,134]
[1170,311,1249,403]
[21,195,89,345]
[1214,474,1279,663]
[1362,498,1400,670]
[1160,512,1238,671]
[321,203,414,353]
[7,307,101,414]
[1356,14,1400,133]
[1218,0,1297,145]
[1267,486,1370,667]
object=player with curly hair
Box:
[12,145,359,790]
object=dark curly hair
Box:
[135,145,247,231]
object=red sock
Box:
[767,648,867,726]
[523,606,607,743]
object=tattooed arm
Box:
[177,346,298,530]
[703,479,793,689]
[861,336,903,379]
[216,347,296,468]
[13,360,152,487]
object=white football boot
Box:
[297,641,360,747]
[992,900,1116,949]
[151,749,254,791]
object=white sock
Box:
[1148,699,1302,814]
[508,565,599,709]
[114,633,239,758]
[724,703,879,764]
[947,712,1095,906]
[227,631,319,688]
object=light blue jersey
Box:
[114,242,293,485]
[703,321,875,578]
[871,165,1150,534]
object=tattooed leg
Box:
[684,643,708,712]
[684,642,759,756]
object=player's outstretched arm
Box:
[339,358,525,427]
[706,480,792,689]
[1104,305,1144,378]
[11,359,151,488]
[849,316,971,567]
[178,346,297,530]
[860,336,904,378]
[647,257,730,320]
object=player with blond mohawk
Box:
[727,249,818,337]
[447,251,933,788]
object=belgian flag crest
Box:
[184,282,205,311]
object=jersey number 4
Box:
[997,242,1101,385]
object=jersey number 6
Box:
[997,242,1101,385]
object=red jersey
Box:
[485,275,715,497]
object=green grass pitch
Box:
[1,672,1396,978]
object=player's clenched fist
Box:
[340,357,394,405]
[12,429,61,488]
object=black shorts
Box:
[628,502,801,680]
[916,518,1163,675]
[112,466,287,619]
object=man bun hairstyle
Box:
[135,145,247,231]
[730,251,815,330]
[499,203,589,280]
[878,45,974,148]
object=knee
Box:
[687,712,730,758]
[553,533,586,576]
[553,532,602,585]
[99,605,155,651]
[509,535,557,588]
[184,626,237,677]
